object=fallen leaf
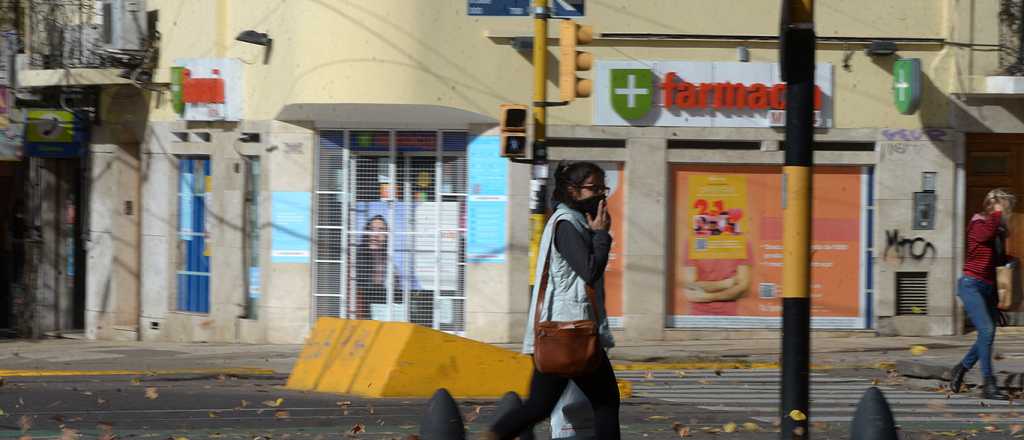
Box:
[672,422,691,437]
[350,423,365,434]
[464,406,482,423]
[130,378,141,386]
[368,403,375,415]
[742,422,760,432]
[217,374,227,382]
[96,397,106,405]
[911,306,924,314]
[985,425,1001,432]
[19,415,32,432]
[647,415,669,421]
[262,398,284,407]
[241,400,250,408]
[910,345,929,356]
[97,422,115,440]
[714,370,723,376]
[274,410,289,419]
[81,391,93,396]
[701,427,722,433]
[793,426,806,436]
[697,379,712,385]
[723,422,737,433]
[144,387,158,400]
[644,370,654,380]
[789,409,807,421]
[0,408,7,416]
[1011,424,1023,434]
[675,371,686,377]
[209,411,221,418]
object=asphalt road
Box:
[0,371,1021,439]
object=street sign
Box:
[553,0,585,16]
[467,0,529,16]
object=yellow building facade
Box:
[13,0,1024,344]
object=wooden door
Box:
[965,135,1024,258]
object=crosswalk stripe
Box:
[623,368,1018,423]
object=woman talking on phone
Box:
[486,161,620,439]
[948,188,1016,400]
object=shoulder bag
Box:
[532,225,601,377]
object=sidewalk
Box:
[4,330,1024,383]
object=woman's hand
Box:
[587,199,610,231]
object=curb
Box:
[613,361,897,371]
[0,367,277,377]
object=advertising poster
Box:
[271,192,312,263]
[466,135,508,263]
[669,165,864,328]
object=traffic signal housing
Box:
[559,20,594,101]
[499,104,528,158]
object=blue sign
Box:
[271,192,312,263]
[468,0,529,16]
[467,135,509,263]
[553,0,584,17]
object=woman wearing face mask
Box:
[948,188,1016,400]
[486,161,620,440]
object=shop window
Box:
[176,157,211,313]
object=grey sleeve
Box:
[553,220,612,286]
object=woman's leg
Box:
[490,365,569,439]
[958,277,996,377]
[572,352,621,440]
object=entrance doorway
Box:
[965,134,1024,324]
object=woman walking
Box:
[487,162,620,439]
[949,188,1016,400]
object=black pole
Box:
[780,14,815,440]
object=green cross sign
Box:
[610,69,653,120]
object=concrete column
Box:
[263,123,314,344]
[622,138,668,341]
[465,126,530,343]
[139,126,177,340]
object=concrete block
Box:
[286,318,532,398]
[466,264,511,313]
[265,265,312,309]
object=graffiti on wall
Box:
[884,229,936,260]
[880,128,949,142]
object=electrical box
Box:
[912,191,936,230]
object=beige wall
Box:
[145,0,982,129]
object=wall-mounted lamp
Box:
[737,46,750,63]
[236,30,272,47]
[865,40,897,57]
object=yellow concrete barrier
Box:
[286,318,533,398]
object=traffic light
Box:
[559,19,594,101]
[499,104,528,158]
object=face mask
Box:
[574,194,606,218]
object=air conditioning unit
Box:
[102,0,147,51]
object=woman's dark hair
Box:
[360,215,388,247]
[552,161,605,206]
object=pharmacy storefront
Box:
[587,60,873,330]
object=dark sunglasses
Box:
[578,184,609,193]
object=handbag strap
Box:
[533,218,600,326]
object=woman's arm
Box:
[702,265,751,301]
[554,220,611,286]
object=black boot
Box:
[949,363,967,393]
[983,376,1008,400]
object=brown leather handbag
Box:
[532,247,601,377]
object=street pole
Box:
[780,0,815,438]
[528,0,549,290]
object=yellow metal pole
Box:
[528,0,548,287]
